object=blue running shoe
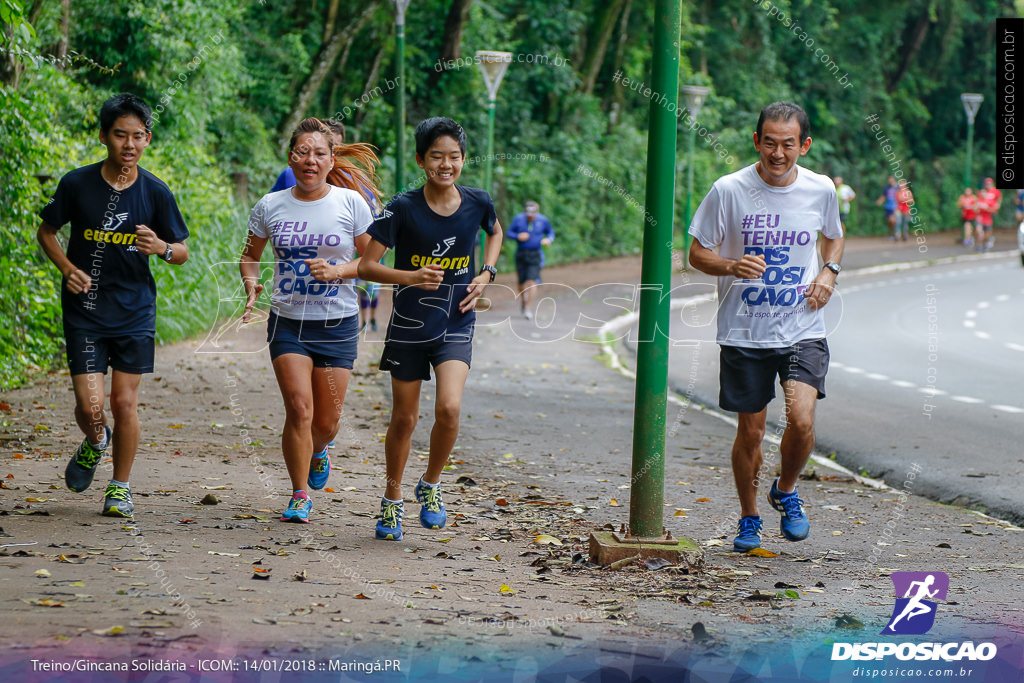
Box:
[415,480,447,530]
[734,515,763,551]
[307,446,330,491]
[102,483,134,517]
[65,426,111,493]
[281,492,312,523]
[375,499,404,540]
[767,478,810,541]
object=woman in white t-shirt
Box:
[239,117,376,523]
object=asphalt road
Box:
[660,253,1024,524]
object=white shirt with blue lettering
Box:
[689,163,843,348]
[249,185,372,321]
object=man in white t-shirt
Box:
[688,101,844,553]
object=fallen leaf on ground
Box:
[747,548,778,558]
[534,534,562,546]
[499,584,516,595]
[695,497,711,502]
[24,599,64,607]
[835,615,864,629]
[609,498,621,507]
[91,625,125,636]
[35,569,51,578]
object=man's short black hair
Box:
[756,101,809,144]
[100,93,153,134]
[415,117,466,158]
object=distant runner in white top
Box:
[688,101,844,554]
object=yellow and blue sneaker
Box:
[415,479,447,530]
[281,491,312,523]
[307,446,330,491]
[65,426,111,492]
[375,498,404,540]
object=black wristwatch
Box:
[480,265,497,282]
[161,244,174,262]
[824,261,841,276]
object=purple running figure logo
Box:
[882,571,949,635]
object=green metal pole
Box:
[628,0,680,538]
[482,98,496,265]
[682,125,697,267]
[395,20,406,193]
[964,121,974,189]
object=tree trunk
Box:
[606,0,633,130]
[322,0,339,46]
[425,0,474,92]
[280,1,380,151]
[355,45,386,127]
[56,0,71,66]
[887,2,935,93]
[579,0,626,95]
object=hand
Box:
[242,281,264,323]
[517,232,530,242]
[411,264,444,290]
[135,224,164,256]
[540,238,551,247]
[803,271,836,311]
[459,273,490,313]
[730,253,767,280]
[65,268,92,295]
[305,258,337,282]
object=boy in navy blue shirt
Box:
[359,117,503,540]
[37,93,190,518]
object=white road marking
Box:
[963,320,976,328]
[951,396,985,404]
[1006,343,1024,352]
[996,294,1010,302]
[865,373,889,381]
[965,310,977,318]
[891,380,915,388]
[974,331,991,340]
[978,302,990,309]
[992,405,1024,414]
[843,367,865,374]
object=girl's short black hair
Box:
[100,93,153,134]
[414,117,466,157]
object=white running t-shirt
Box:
[688,163,843,348]
[249,185,373,320]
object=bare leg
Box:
[423,360,469,485]
[778,380,818,492]
[108,371,142,482]
[71,373,108,445]
[732,409,767,517]
[272,353,316,492]
[384,377,422,500]
[311,365,350,453]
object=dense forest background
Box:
[0,0,1014,387]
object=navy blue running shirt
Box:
[368,186,496,343]
[40,162,190,336]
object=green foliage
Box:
[0,0,1010,387]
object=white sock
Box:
[110,479,129,488]
[92,430,109,450]
[382,496,403,505]
[419,476,439,488]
